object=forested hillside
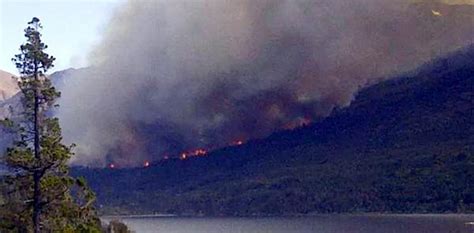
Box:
[74,46,474,215]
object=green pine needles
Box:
[0,17,101,232]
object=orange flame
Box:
[431,9,442,17]
[193,149,207,156]
[152,119,312,165]
[232,140,244,146]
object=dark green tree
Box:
[106,220,132,233]
[0,17,101,232]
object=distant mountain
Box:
[0,70,19,155]
[72,45,474,216]
[0,68,77,120]
[0,70,18,102]
[49,67,89,88]
[0,68,79,156]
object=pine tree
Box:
[0,17,101,232]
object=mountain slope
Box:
[0,70,19,155]
[0,68,83,154]
[0,70,18,102]
[60,46,474,214]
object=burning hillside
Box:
[55,0,474,167]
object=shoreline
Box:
[100,213,474,219]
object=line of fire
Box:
[107,117,312,169]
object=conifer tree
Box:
[0,17,101,232]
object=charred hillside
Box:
[72,46,474,215]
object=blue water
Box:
[102,214,474,233]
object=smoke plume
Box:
[58,0,474,166]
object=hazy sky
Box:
[0,0,125,75]
[1,0,473,75]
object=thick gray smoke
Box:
[58,0,474,166]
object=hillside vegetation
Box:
[73,46,474,216]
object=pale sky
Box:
[1,0,473,76]
[0,0,125,75]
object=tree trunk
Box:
[32,59,41,233]
[33,172,41,233]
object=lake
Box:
[102,214,474,233]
